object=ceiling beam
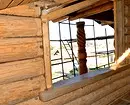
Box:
[43,0,100,20]
[69,2,113,21]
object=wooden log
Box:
[91,85,130,105]
[0,38,42,63]
[16,97,44,105]
[40,67,130,105]
[70,1,113,21]
[43,0,99,20]
[124,27,130,35]
[64,76,130,105]
[0,58,44,85]
[0,15,42,38]
[0,0,39,10]
[7,0,23,8]
[0,76,45,105]
[0,3,41,17]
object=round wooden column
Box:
[76,22,88,75]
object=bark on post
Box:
[76,22,88,75]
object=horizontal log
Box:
[0,58,44,85]
[0,76,45,105]
[0,15,42,38]
[0,3,41,17]
[40,65,130,105]
[0,0,39,10]
[64,76,130,105]
[0,38,42,63]
[16,97,44,105]
[43,0,99,20]
[91,85,130,105]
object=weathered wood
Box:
[0,15,42,38]
[64,76,130,105]
[0,0,12,10]
[8,0,23,8]
[0,0,39,10]
[124,27,130,35]
[42,18,52,89]
[40,66,130,105]
[16,97,44,105]
[43,0,100,20]
[0,76,45,105]
[0,38,42,63]
[70,2,113,21]
[0,58,44,85]
[114,0,125,61]
[124,0,130,5]
[0,3,41,17]
[124,17,130,27]
[92,85,130,105]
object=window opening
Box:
[49,19,114,83]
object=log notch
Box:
[76,22,88,75]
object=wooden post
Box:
[76,22,88,75]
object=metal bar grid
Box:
[50,20,114,81]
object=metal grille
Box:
[50,19,114,83]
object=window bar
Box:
[68,20,76,76]
[58,22,65,80]
[105,28,110,67]
[92,20,98,69]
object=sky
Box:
[49,19,114,40]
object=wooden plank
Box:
[0,3,41,17]
[0,76,45,105]
[70,2,113,21]
[0,15,42,37]
[7,0,23,8]
[91,85,130,105]
[43,0,100,20]
[64,76,130,105]
[0,38,42,63]
[42,18,52,89]
[0,0,12,10]
[0,58,44,85]
[114,0,125,61]
[16,97,44,105]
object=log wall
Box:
[39,64,130,105]
[0,3,49,105]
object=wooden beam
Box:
[43,0,100,21]
[54,0,77,4]
[70,2,113,21]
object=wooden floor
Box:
[110,93,130,105]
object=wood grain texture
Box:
[42,18,52,89]
[40,67,130,105]
[0,3,41,17]
[16,97,44,105]
[0,76,45,105]
[43,0,99,20]
[0,0,12,10]
[0,58,44,85]
[0,15,42,38]
[0,38,42,63]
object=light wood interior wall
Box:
[114,0,130,64]
[0,3,50,105]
